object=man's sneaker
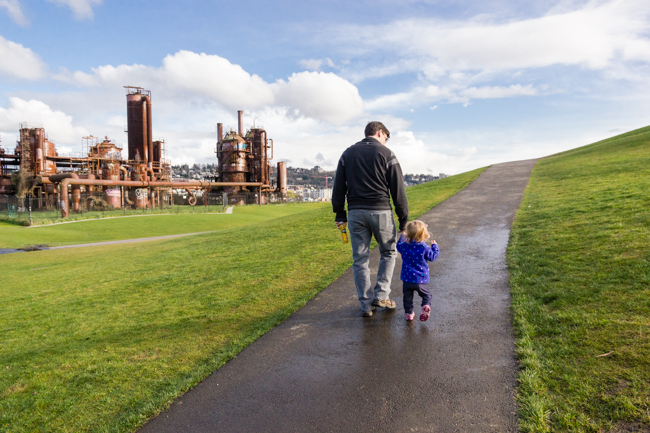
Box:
[372,298,396,309]
[419,305,431,322]
[362,310,373,317]
[405,312,415,321]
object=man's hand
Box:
[336,221,347,230]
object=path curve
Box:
[140,159,538,433]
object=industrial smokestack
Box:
[217,123,223,143]
[238,110,244,137]
[277,161,287,195]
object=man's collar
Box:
[362,137,382,145]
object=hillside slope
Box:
[508,126,650,432]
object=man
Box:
[332,121,409,317]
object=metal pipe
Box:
[35,129,44,173]
[238,110,244,137]
[185,188,196,206]
[262,130,268,185]
[119,166,128,181]
[48,173,79,183]
[217,123,223,143]
[145,95,153,167]
[145,167,156,182]
[86,173,95,193]
[58,179,263,217]
[141,98,149,164]
[125,190,134,206]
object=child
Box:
[396,220,439,322]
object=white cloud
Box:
[0,35,47,80]
[460,84,538,99]
[298,58,336,71]
[366,83,538,110]
[273,71,364,124]
[388,130,479,174]
[46,0,102,20]
[0,0,28,25]
[0,97,89,145]
[55,50,365,125]
[329,0,650,76]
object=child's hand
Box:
[432,240,437,245]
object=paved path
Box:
[140,159,538,433]
[0,232,213,255]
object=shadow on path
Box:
[140,159,538,433]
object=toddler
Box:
[396,220,439,321]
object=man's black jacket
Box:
[332,137,409,231]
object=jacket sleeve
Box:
[424,243,439,262]
[332,154,348,222]
[387,152,409,230]
[396,236,406,254]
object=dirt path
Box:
[140,159,538,433]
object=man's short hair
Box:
[365,121,390,139]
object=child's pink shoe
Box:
[405,312,415,321]
[419,305,431,322]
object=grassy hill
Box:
[0,167,484,432]
[508,126,650,432]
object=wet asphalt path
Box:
[140,159,538,433]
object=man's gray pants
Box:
[348,209,397,313]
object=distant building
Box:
[439,173,447,179]
[302,188,332,201]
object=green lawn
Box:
[507,126,650,432]
[0,167,484,432]
[0,203,235,227]
[0,203,327,249]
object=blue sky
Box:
[1,0,649,175]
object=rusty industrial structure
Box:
[215,110,287,205]
[0,87,286,218]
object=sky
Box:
[1,0,649,175]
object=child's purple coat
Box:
[396,235,439,284]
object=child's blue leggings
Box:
[403,282,431,314]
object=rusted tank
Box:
[128,163,150,207]
[126,87,152,164]
[102,161,122,208]
[134,187,149,208]
[217,128,249,205]
[104,187,121,208]
[42,138,57,174]
[152,140,162,164]
[218,130,249,184]
[249,128,272,187]
[17,127,58,175]
[89,136,122,160]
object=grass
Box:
[507,126,650,432]
[405,167,486,219]
[0,167,484,432]
[0,203,235,226]
[0,203,327,249]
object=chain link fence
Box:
[1,189,287,226]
